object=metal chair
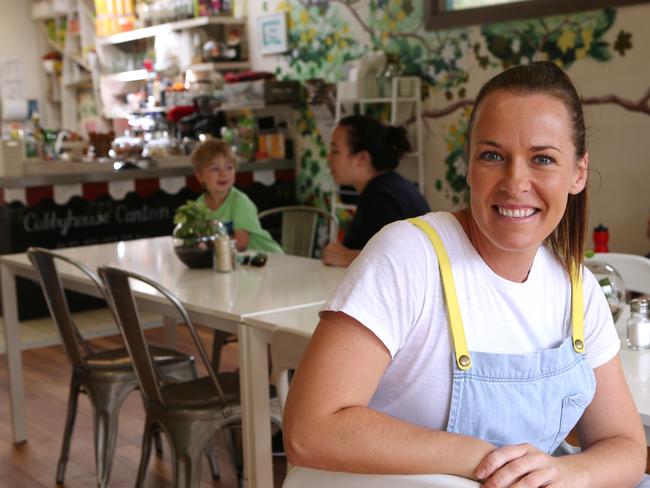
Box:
[259,205,339,258]
[99,265,246,488]
[211,206,337,370]
[27,247,197,488]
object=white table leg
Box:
[162,315,177,348]
[239,322,273,488]
[1,264,27,443]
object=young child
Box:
[191,138,283,253]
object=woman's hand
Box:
[322,242,360,267]
[475,443,588,488]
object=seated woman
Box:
[285,62,648,487]
[322,115,430,267]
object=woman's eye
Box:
[533,155,555,165]
[479,151,502,162]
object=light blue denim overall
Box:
[409,217,596,453]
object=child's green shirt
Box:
[196,188,283,254]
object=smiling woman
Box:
[283,62,650,488]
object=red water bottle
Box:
[593,224,609,253]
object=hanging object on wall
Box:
[258,12,289,56]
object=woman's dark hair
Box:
[467,61,587,275]
[338,115,411,171]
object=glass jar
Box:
[627,298,650,350]
[584,259,626,323]
[172,221,217,269]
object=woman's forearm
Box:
[561,435,646,488]
[284,405,495,479]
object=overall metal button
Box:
[459,355,471,368]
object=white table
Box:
[284,467,479,488]
[619,340,650,444]
[0,237,346,488]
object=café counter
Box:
[0,156,296,319]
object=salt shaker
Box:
[214,234,233,273]
[626,298,650,350]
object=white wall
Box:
[0,0,49,127]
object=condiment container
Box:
[627,298,650,350]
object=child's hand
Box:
[234,230,250,251]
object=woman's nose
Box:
[499,159,531,195]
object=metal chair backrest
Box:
[270,327,312,411]
[591,253,650,295]
[27,247,102,369]
[99,266,230,408]
[259,205,339,257]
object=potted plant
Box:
[172,200,217,268]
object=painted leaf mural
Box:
[276,0,639,208]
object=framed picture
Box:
[258,12,289,56]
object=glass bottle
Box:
[627,298,650,350]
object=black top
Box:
[343,171,431,250]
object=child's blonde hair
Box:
[191,138,236,172]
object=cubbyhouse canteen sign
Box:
[1,188,198,253]
[22,204,170,236]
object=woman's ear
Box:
[569,152,589,195]
[354,150,372,171]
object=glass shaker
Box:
[626,298,650,350]
[212,220,233,273]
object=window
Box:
[426,0,650,30]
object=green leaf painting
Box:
[275,0,635,208]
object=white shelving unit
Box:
[96,15,250,119]
[33,0,101,133]
[332,76,424,219]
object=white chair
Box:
[590,253,650,295]
[270,328,480,488]
[283,467,480,488]
[259,205,339,257]
[270,327,312,412]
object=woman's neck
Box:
[353,169,385,193]
[453,209,536,283]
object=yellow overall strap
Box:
[408,217,471,370]
[570,266,585,354]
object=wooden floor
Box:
[0,324,287,488]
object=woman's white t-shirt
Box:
[321,212,619,431]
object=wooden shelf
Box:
[103,60,250,85]
[189,61,251,72]
[97,16,246,46]
[101,69,149,82]
[337,96,419,104]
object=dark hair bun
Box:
[338,115,412,171]
[385,126,412,162]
